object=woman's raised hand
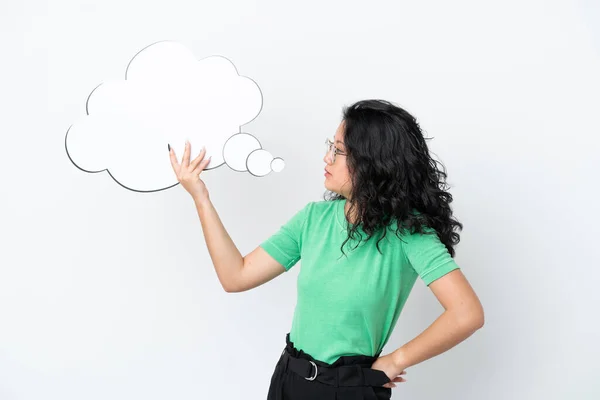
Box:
[169,141,212,202]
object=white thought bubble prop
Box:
[65,41,285,192]
[223,133,262,172]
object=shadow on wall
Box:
[65,40,286,193]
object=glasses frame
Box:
[325,138,347,164]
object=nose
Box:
[323,152,333,165]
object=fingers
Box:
[189,146,207,170]
[192,155,212,175]
[383,373,407,388]
[182,140,191,166]
[169,141,211,182]
[168,144,180,174]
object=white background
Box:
[1,0,599,399]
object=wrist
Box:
[391,347,409,371]
[193,194,211,208]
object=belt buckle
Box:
[305,361,318,381]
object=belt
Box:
[280,349,390,388]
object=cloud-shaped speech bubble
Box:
[65,41,285,192]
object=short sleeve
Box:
[259,203,310,271]
[401,227,460,286]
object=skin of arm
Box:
[193,196,286,293]
[372,269,485,387]
[169,142,288,293]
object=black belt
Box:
[281,349,390,388]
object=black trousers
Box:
[267,333,392,400]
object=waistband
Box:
[281,333,390,388]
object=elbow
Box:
[220,261,246,293]
[468,306,485,331]
[474,302,485,329]
[472,310,485,330]
[222,283,240,293]
[455,304,485,333]
[222,280,245,293]
[220,277,237,293]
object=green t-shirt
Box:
[260,199,460,364]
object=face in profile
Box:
[323,121,352,198]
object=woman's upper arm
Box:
[428,269,485,328]
[226,246,286,292]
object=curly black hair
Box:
[324,99,463,257]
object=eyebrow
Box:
[335,140,345,145]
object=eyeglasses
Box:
[324,138,347,164]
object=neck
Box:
[343,199,358,225]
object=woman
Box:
[169,99,484,400]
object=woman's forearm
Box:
[391,309,484,370]
[193,195,244,292]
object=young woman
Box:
[169,99,484,400]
